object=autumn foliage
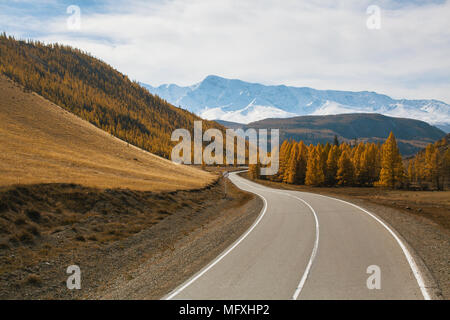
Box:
[252,132,449,190]
[405,135,450,190]
[0,34,224,159]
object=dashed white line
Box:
[163,176,268,300]
[308,192,431,300]
[236,178,320,300]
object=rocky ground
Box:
[0,177,262,299]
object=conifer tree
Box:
[319,143,329,178]
[407,160,415,184]
[249,163,260,180]
[377,132,404,188]
[282,142,294,184]
[358,143,378,186]
[414,154,425,187]
[443,148,450,188]
[286,143,300,184]
[325,145,339,186]
[337,150,354,186]
[353,142,365,185]
[305,146,325,186]
[296,141,308,184]
[333,135,339,147]
[275,140,290,182]
[427,147,442,190]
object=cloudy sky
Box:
[1,0,450,103]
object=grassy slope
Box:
[0,75,261,299]
[0,35,226,159]
[0,74,214,191]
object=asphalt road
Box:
[164,172,430,300]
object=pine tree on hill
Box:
[0,34,226,159]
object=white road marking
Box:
[163,175,268,300]
[236,179,320,300]
[288,194,319,300]
[309,192,431,300]
[164,173,431,300]
[230,176,432,300]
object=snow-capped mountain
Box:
[142,75,450,132]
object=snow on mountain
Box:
[141,75,450,131]
[200,103,297,124]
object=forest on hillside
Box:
[0,34,223,159]
[249,133,450,190]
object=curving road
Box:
[164,172,430,300]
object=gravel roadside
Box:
[239,173,449,300]
[0,178,263,299]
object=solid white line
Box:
[308,192,432,300]
[288,194,319,300]
[163,174,268,300]
[236,176,431,300]
[236,179,320,300]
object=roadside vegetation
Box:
[0,71,260,299]
[249,132,449,190]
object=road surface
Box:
[164,172,430,300]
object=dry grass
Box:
[0,177,261,299]
[0,75,215,191]
[0,75,261,299]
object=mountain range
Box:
[216,113,445,156]
[142,75,450,133]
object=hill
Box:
[0,74,263,300]
[0,74,214,191]
[143,75,450,132]
[218,113,446,156]
[0,34,225,159]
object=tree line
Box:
[0,33,224,159]
[249,132,449,190]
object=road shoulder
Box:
[239,173,448,300]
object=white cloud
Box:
[2,0,450,103]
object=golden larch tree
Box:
[296,141,308,184]
[377,132,405,188]
[286,143,300,184]
[337,150,355,186]
[305,146,325,186]
[325,145,339,186]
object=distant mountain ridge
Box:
[142,75,450,132]
[216,113,446,156]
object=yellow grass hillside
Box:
[0,75,215,191]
